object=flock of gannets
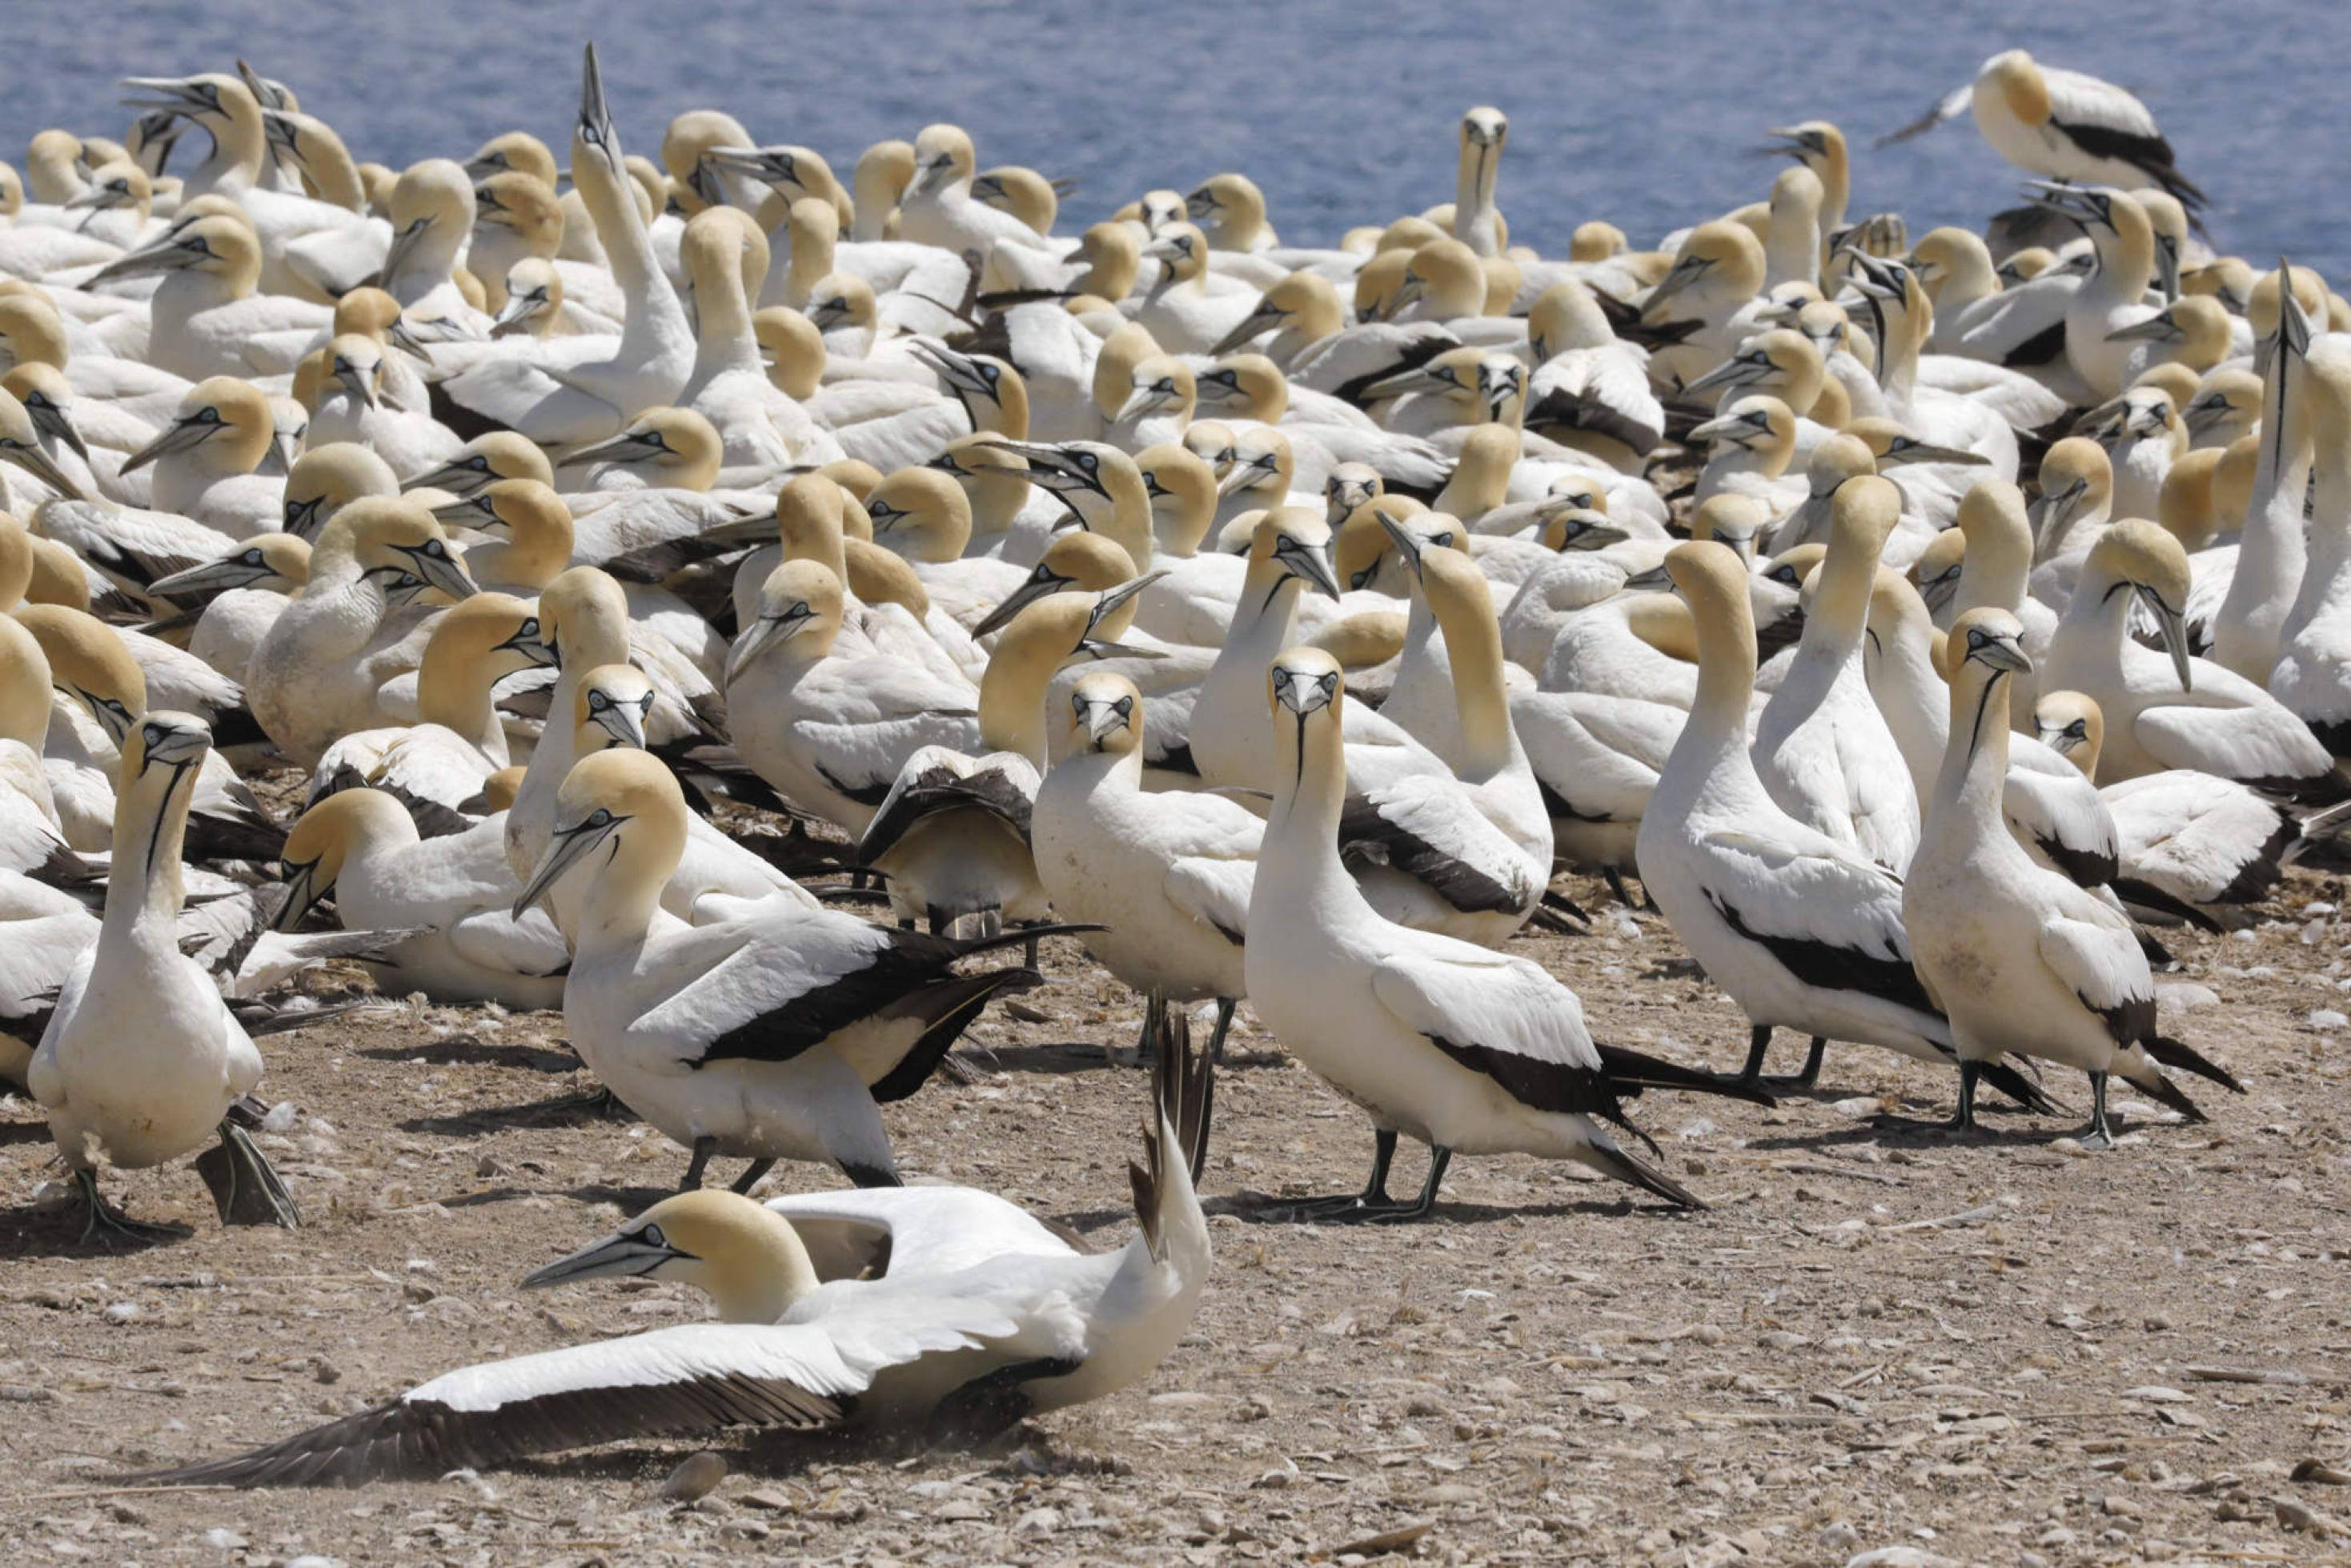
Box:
[0,39,2336,1486]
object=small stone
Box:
[1819,1522,1859,1551]
[2277,1497,2342,1535]
[311,1357,342,1385]
[102,1301,140,1324]
[261,1101,299,1133]
[936,1500,989,1522]
[2311,1010,2349,1031]
[2294,1459,2351,1486]
[2122,1386,2189,1404]
[660,1450,728,1503]
[1015,1506,1062,1534]
[200,1530,247,1550]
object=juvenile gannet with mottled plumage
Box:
[2044,520,2344,800]
[1246,645,1763,1219]
[2034,692,2297,914]
[1903,608,2238,1144]
[32,712,299,1241]
[516,747,1073,1192]
[136,1037,1210,1485]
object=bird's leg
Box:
[1133,988,1164,1067]
[1206,997,1238,1065]
[1021,921,1041,970]
[730,1158,776,1196]
[2074,1071,2116,1149]
[1726,1025,1775,1083]
[1286,1129,1404,1219]
[679,1137,717,1191]
[195,1121,302,1229]
[1756,1035,1830,1091]
[1945,1060,1981,1133]
[1603,867,1641,909]
[74,1168,187,1248]
[1368,1145,1454,1224]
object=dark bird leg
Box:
[1286,1129,1418,1221]
[195,1121,301,1229]
[1366,1145,1454,1224]
[1603,867,1643,909]
[1206,997,1238,1066]
[74,1168,187,1248]
[730,1158,776,1195]
[2074,1071,2116,1150]
[679,1136,716,1191]
[1947,1060,1981,1133]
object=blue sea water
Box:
[8,1,2348,279]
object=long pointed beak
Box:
[973,572,1067,639]
[395,543,478,601]
[1686,412,1757,446]
[2,440,88,501]
[2142,586,2192,692]
[1886,440,1991,467]
[591,694,651,751]
[1917,570,1960,616]
[151,555,270,598]
[727,608,811,681]
[520,1227,682,1290]
[273,861,326,932]
[1683,359,1757,397]
[1079,698,1131,742]
[120,416,215,474]
[26,400,91,465]
[512,813,624,919]
[2105,315,2177,343]
[1115,386,1169,423]
[376,219,427,287]
[576,42,619,168]
[1214,461,1262,499]
[1282,541,1343,601]
[1973,637,2034,676]
[1210,303,1281,357]
[431,494,500,530]
[487,293,540,339]
[86,243,191,287]
[567,429,658,468]
[335,362,378,409]
[403,455,498,496]
[1355,364,1446,403]
[1374,509,1424,577]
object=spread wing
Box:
[129,1308,994,1487]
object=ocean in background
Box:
[10,0,2349,279]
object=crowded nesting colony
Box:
[0,40,2330,1486]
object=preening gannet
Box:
[1246,646,1767,1220]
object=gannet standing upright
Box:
[31,712,300,1241]
[1246,647,1767,1221]
[1903,610,2239,1144]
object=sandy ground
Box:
[1,852,2349,1568]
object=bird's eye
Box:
[588,691,609,711]
[641,1224,665,1249]
[1077,452,1097,471]
[981,363,1000,383]
[587,808,613,827]
[197,407,222,424]
[519,619,539,639]
[423,540,447,558]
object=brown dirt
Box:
[2,862,2349,1567]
